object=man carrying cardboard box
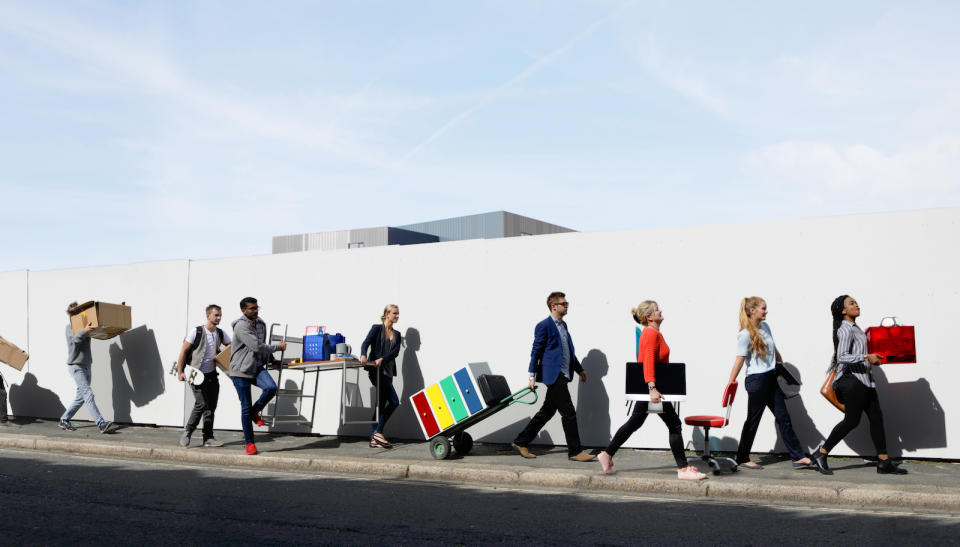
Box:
[230,297,285,455]
[176,304,231,448]
[60,302,115,433]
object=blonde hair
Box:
[381,304,399,321]
[739,296,768,357]
[631,300,657,326]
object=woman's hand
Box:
[359,354,367,365]
[374,358,383,368]
[649,387,662,404]
[866,353,883,365]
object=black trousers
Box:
[605,401,688,468]
[367,368,399,435]
[823,375,887,454]
[736,370,806,463]
[185,371,219,440]
[513,376,583,456]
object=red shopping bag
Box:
[865,317,916,364]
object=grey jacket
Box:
[66,325,92,366]
[230,316,279,378]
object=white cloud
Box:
[744,136,960,197]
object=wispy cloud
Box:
[396,15,610,166]
[0,3,390,169]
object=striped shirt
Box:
[836,320,874,388]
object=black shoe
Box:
[877,458,908,475]
[811,450,833,475]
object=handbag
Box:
[820,368,845,412]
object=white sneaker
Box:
[203,438,223,447]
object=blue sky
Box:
[2,1,958,271]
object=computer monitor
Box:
[624,362,687,402]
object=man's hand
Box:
[83,321,95,334]
[578,371,588,383]
[374,358,383,368]
[177,372,186,382]
[649,387,662,404]
[528,377,536,390]
[866,353,883,365]
[277,341,287,351]
[359,354,367,364]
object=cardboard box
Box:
[215,347,231,372]
[0,336,29,371]
[69,301,132,340]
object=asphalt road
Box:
[0,448,957,545]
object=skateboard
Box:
[169,362,205,386]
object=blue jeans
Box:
[62,364,105,424]
[736,370,806,462]
[231,368,277,445]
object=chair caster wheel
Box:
[713,469,722,476]
[730,465,739,473]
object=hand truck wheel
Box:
[430,436,451,460]
[452,432,473,455]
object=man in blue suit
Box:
[512,292,596,461]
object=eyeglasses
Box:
[553,302,570,307]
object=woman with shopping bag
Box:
[811,295,907,476]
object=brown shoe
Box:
[512,443,536,459]
[569,451,597,462]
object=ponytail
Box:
[739,297,768,357]
[828,295,849,371]
[632,300,657,326]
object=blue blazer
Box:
[528,316,582,386]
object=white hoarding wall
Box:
[24,261,189,426]
[1,208,955,458]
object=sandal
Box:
[373,434,393,448]
[369,438,387,449]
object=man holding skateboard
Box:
[177,304,231,447]
[512,291,596,462]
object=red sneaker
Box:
[245,443,258,455]
[251,412,265,426]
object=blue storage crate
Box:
[303,334,324,361]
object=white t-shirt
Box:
[736,321,776,376]
[184,326,231,374]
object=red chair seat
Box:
[684,415,727,427]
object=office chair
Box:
[684,381,739,476]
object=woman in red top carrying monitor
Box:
[597,300,706,480]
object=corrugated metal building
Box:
[272,211,574,254]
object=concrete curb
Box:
[3,435,958,512]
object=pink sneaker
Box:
[598,451,615,475]
[677,466,707,480]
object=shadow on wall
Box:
[576,349,611,447]
[777,362,827,454]
[9,373,66,420]
[836,367,946,458]
[265,379,311,434]
[110,326,166,423]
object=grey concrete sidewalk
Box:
[1,418,958,512]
